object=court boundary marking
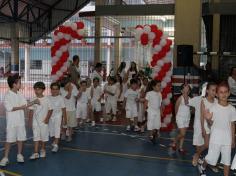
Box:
[0,169,22,176]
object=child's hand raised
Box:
[204,109,213,120]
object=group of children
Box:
[171,81,236,176]
[0,68,163,167]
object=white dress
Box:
[176,96,191,128]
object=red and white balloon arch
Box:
[135,24,173,131]
[51,21,86,81]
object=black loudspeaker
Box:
[177,45,193,67]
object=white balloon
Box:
[60,45,68,52]
[55,50,62,58]
[78,29,85,36]
[154,45,162,53]
[61,64,68,72]
[135,33,141,40]
[64,34,71,41]
[161,34,168,40]
[53,35,59,42]
[143,25,151,33]
[58,32,64,39]
[160,39,167,46]
[167,93,172,99]
[71,23,77,31]
[157,60,164,67]
[163,98,170,105]
[164,76,171,83]
[161,81,167,88]
[166,51,172,57]
[166,71,172,77]
[64,22,71,27]
[135,28,143,35]
[148,32,155,40]
[56,70,63,77]
[154,66,161,73]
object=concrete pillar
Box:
[174,0,202,67]
[94,17,102,64]
[10,22,19,74]
[24,44,30,82]
[106,29,112,76]
[114,24,121,72]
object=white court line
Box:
[77,130,193,142]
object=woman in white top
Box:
[171,84,191,154]
[117,62,126,79]
[127,61,138,81]
[91,63,103,85]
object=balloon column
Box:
[51,22,86,81]
[135,24,173,131]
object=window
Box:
[30,60,42,70]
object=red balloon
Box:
[140,33,149,45]
[76,22,84,29]
[150,24,158,32]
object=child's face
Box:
[182,85,190,95]
[13,80,21,90]
[51,86,60,96]
[143,79,148,86]
[108,79,114,85]
[153,83,161,92]
[217,86,230,102]
[131,83,138,90]
[80,83,87,91]
[207,85,216,98]
[93,80,99,87]
[34,88,44,97]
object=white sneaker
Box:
[17,154,24,163]
[112,117,117,122]
[91,121,95,126]
[126,125,131,131]
[29,153,39,160]
[40,150,46,158]
[134,126,140,132]
[0,157,9,166]
[51,144,59,153]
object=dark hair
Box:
[109,76,116,83]
[217,81,230,92]
[129,61,138,73]
[117,62,126,73]
[95,63,102,69]
[34,82,46,90]
[116,74,123,85]
[206,82,217,90]
[50,82,60,89]
[146,79,161,93]
[130,78,138,85]
[180,83,191,94]
[73,55,79,62]
[7,74,21,89]
[80,80,87,86]
[93,77,100,82]
[60,77,71,87]
[230,67,236,76]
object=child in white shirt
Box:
[144,80,162,144]
[0,74,39,166]
[48,82,67,153]
[29,82,53,160]
[85,78,92,123]
[198,82,236,176]
[104,77,118,122]
[60,77,78,142]
[76,80,91,125]
[124,79,139,131]
[90,77,103,126]
[171,84,191,153]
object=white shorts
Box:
[105,100,117,115]
[76,103,88,119]
[147,110,161,130]
[6,126,26,143]
[33,124,49,142]
[193,132,204,146]
[91,100,101,112]
[67,111,77,128]
[205,143,231,166]
[49,117,62,138]
[126,106,138,119]
[176,116,190,129]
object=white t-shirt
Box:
[86,87,92,98]
[228,76,236,95]
[209,103,236,145]
[124,89,139,108]
[77,91,91,104]
[91,86,103,101]
[176,96,191,119]
[120,69,126,79]
[30,96,52,126]
[48,95,65,119]
[60,84,78,111]
[188,96,202,130]
[145,91,162,112]
[4,90,27,128]
[91,70,103,85]
[106,84,118,101]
